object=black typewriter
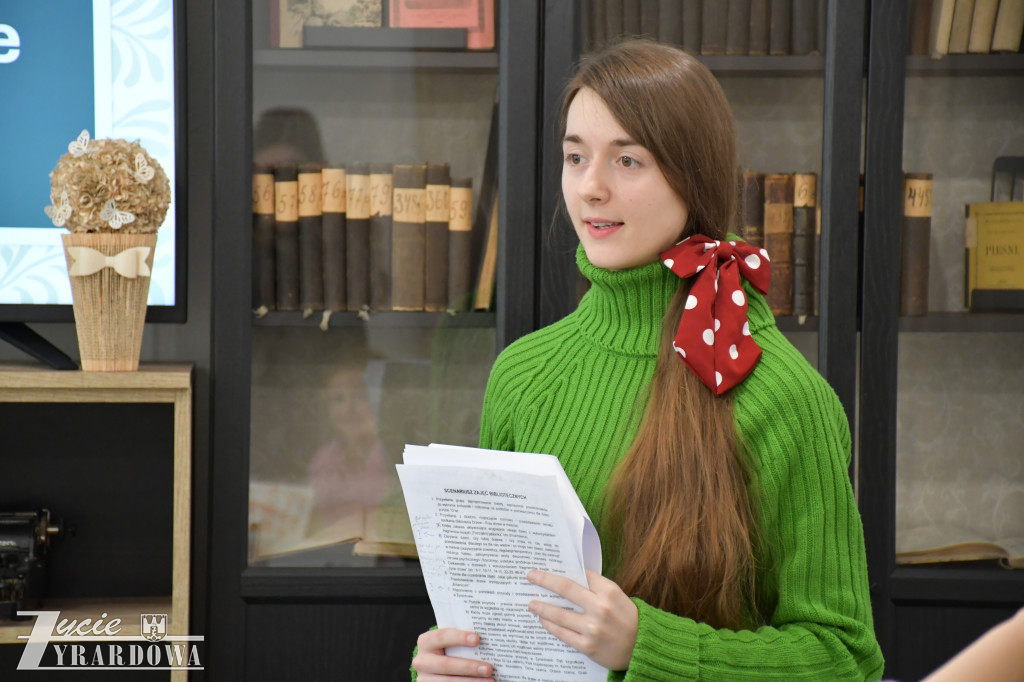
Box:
[0,510,64,621]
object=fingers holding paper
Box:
[527,569,638,672]
[412,628,494,681]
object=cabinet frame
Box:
[208,1,543,679]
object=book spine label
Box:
[792,172,817,316]
[900,173,934,316]
[764,173,794,315]
[252,171,276,311]
[448,180,474,312]
[298,168,324,312]
[425,166,451,313]
[346,165,371,311]
[321,167,347,313]
[392,165,427,311]
[370,165,394,312]
[274,166,299,311]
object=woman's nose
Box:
[578,164,609,203]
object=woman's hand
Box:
[527,569,639,671]
[411,628,494,681]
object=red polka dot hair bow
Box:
[659,235,771,395]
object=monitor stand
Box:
[0,323,78,370]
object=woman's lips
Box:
[585,220,624,239]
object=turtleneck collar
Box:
[573,244,681,357]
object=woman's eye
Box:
[565,153,582,165]
[620,155,638,168]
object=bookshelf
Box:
[0,364,192,682]
[860,2,1024,680]
[252,48,498,72]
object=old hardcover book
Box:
[682,0,702,54]
[791,172,817,316]
[389,0,494,50]
[424,163,451,313]
[623,0,642,36]
[968,0,1000,52]
[897,523,1024,568]
[447,177,474,312]
[909,0,934,55]
[589,0,607,48]
[790,0,818,55]
[740,170,765,247]
[763,173,795,315]
[658,0,683,44]
[992,0,1024,52]
[369,163,394,312]
[930,0,958,57]
[701,0,728,54]
[965,201,1024,311]
[726,0,751,55]
[947,0,977,53]
[474,193,499,311]
[321,165,347,313]
[769,0,792,55]
[641,0,661,38]
[606,0,625,39]
[345,162,371,312]
[252,162,277,313]
[899,173,934,316]
[298,163,325,315]
[748,0,770,55]
[274,163,300,311]
[392,164,427,311]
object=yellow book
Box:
[964,201,1024,310]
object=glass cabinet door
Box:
[563,1,848,369]
[894,44,1024,571]
[246,2,501,568]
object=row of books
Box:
[913,0,1024,57]
[739,171,821,317]
[251,161,497,321]
[583,0,826,57]
[271,0,496,50]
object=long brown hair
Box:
[560,40,762,630]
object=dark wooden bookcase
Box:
[202,1,1024,680]
[859,2,1024,680]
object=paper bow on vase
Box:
[65,246,152,278]
[660,235,771,395]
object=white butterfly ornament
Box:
[68,129,95,158]
[133,153,155,183]
[100,200,136,230]
[44,190,72,227]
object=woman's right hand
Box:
[412,628,494,681]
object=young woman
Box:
[412,39,884,681]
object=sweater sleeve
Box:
[612,327,884,682]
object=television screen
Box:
[0,0,182,320]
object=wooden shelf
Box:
[899,312,1024,333]
[252,310,496,329]
[906,53,1024,76]
[699,54,825,77]
[0,597,172,645]
[776,315,819,332]
[0,363,192,681]
[890,566,1024,604]
[253,48,498,71]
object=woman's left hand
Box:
[526,569,639,671]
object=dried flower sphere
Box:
[48,135,171,233]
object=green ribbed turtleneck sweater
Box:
[474,246,884,681]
